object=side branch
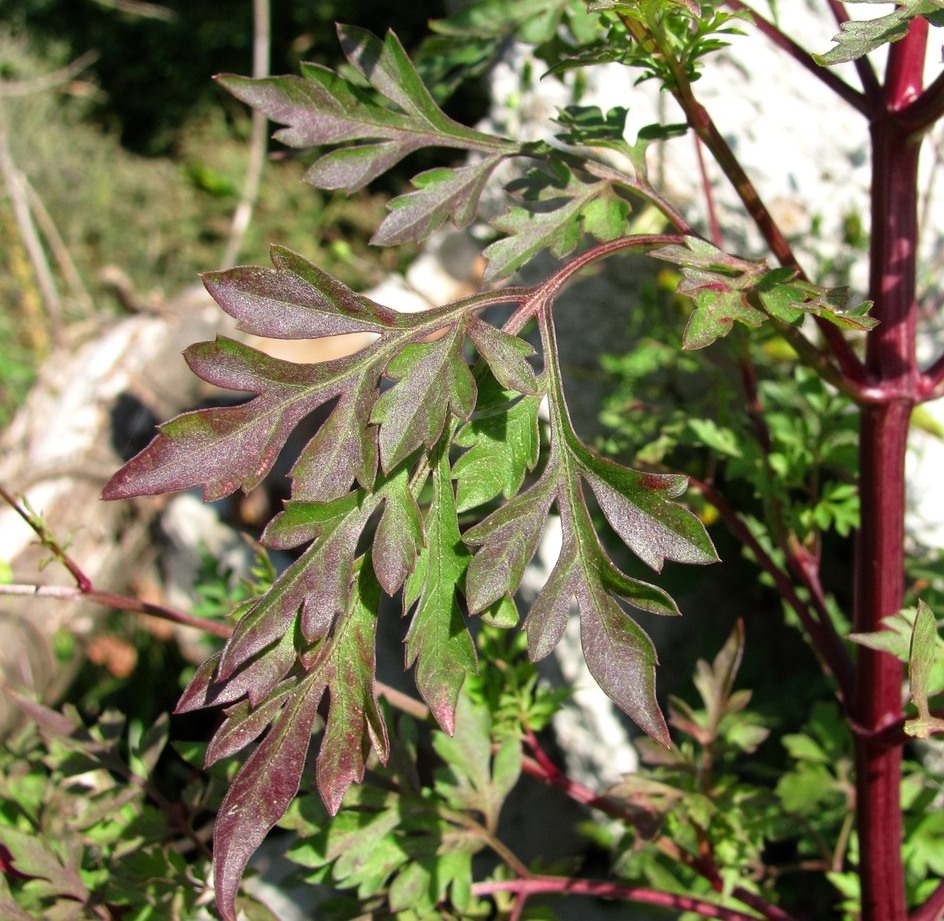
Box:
[472,877,792,921]
[691,479,855,703]
[724,0,869,115]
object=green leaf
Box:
[453,390,542,513]
[483,167,631,280]
[404,443,477,733]
[905,600,944,739]
[651,237,767,349]
[373,157,507,246]
[815,1,944,66]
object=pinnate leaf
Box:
[218,25,511,206]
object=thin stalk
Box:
[472,877,791,921]
[622,13,866,384]
[723,0,869,114]
[853,18,928,921]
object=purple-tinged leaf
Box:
[372,327,477,472]
[463,474,555,613]
[579,452,717,570]
[316,560,389,813]
[372,157,505,246]
[204,246,398,339]
[217,28,511,197]
[177,627,296,714]
[102,338,338,502]
[338,25,443,121]
[524,536,581,662]
[373,467,426,595]
[578,588,669,747]
[290,382,379,502]
[603,559,681,618]
[305,140,425,193]
[453,392,542,513]
[220,500,372,676]
[404,445,476,733]
[205,679,299,765]
[213,672,323,921]
[217,69,405,147]
[467,320,539,395]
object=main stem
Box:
[854,18,927,921]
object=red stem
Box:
[853,18,928,921]
[472,877,788,921]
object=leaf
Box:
[0,827,86,903]
[372,326,477,471]
[373,157,507,246]
[579,450,718,571]
[580,590,669,746]
[373,466,426,595]
[101,337,340,501]
[453,388,542,513]
[204,245,398,338]
[483,167,631,280]
[905,600,944,739]
[467,320,540,395]
[463,471,557,616]
[213,672,324,921]
[316,559,390,813]
[815,1,944,66]
[404,443,477,733]
[217,26,512,196]
[755,269,877,332]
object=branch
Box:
[0,105,63,336]
[0,50,98,97]
[724,0,869,115]
[910,878,944,921]
[690,479,855,704]
[896,69,944,138]
[472,876,791,921]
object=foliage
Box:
[6,1,944,920]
